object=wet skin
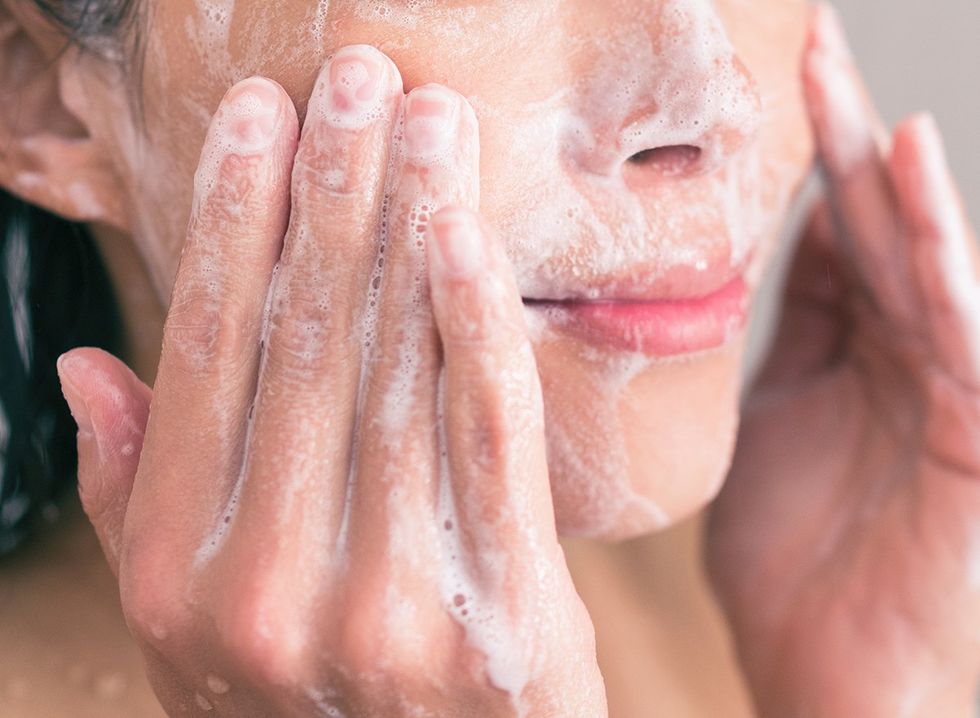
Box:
[3,0,980,716]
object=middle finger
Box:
[226,47,403,567]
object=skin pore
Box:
[0,0,825,715]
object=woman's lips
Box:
[525,276,749,357]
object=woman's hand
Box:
[56,46,605,717]
[708,6,980,717]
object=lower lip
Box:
[527,277,749,357]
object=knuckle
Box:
[194,152,277,226]
[436,279,527,350]
[118,540,189,645]
[293,124,384,199]
[164,290,257,370]
[77,473,117,526]
[219,592,309,686]
[336,601,402,674]
[442,314,525,350]
[264,285,355,378]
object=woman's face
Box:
[65,0,813,538]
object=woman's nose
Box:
[566,3,763,183]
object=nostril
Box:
[626,145,702,178]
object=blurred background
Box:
[838,0,979,226]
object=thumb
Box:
[56,347,152,575]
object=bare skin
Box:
[2,1,979,717]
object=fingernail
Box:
[220,77,283,150]
[430,209,483,277]
[318,46,390,128]
[57,353,95,436]
[404,85,459,164]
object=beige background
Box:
[838,0,979,226]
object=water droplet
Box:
[206,674,230,695]
[95,672,127,701]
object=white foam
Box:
[309,49,395,131]
[434,371,531,712]
[472,0,775,307]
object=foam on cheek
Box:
[354,0,435,28]
[194,0,234,46]
[528,320,672,535]
[311,0,331,42]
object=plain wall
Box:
[837,0,979,226]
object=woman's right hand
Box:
[56,46,606,717]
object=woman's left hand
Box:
[708,5,980,717]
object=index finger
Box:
[127,78,298,547]
[802,3,914,319]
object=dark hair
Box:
[0,0,136,555]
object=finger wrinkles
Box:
[427,207,557,588]
[231,48,404,565]
[164,290,259,371]
[343,86,479,573]
[166,79,294,375]
[290,46,401,223]
[263,254,360,381]
[128,77,298,572]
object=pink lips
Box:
[526,275,749,357]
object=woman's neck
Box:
[561,516,757,718]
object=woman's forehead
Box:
[148,0,805,84]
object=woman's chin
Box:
[551,441,738,541]
[538,333,745,541]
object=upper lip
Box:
[520,253,751,304]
